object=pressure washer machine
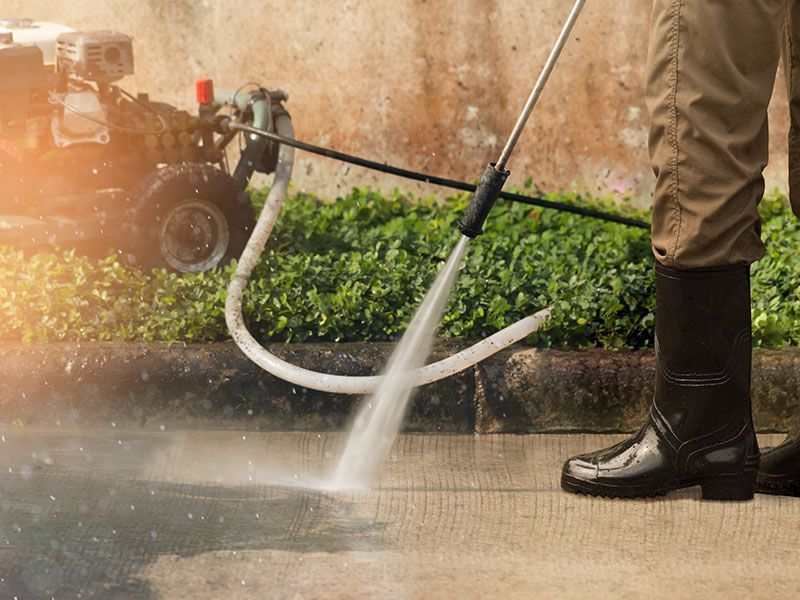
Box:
[0,18,286,273]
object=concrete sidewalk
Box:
[1,428,798,599]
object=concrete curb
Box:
[1,342,798,433]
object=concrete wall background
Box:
[4,0,792,206]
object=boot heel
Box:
[701,472,756,501]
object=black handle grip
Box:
[457,163,510,238]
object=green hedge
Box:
[1,187,798,347]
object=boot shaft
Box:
[653,263,753,443]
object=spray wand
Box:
[457,0,587,237]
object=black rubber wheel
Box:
[127,164,255,273]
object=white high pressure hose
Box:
[225,113,550,395]
[225,0,587,394]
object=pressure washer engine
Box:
[0,18,285,272]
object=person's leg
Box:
[649,0,782,268]
[562,0,784,500]
[757,0,800,497]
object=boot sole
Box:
[562,471,756,502]
[755,478,800,497]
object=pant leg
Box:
[784,0,800,217]
[646,0,785,269]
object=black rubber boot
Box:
[757,433,800,496]
[561,264,759,501]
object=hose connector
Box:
[457,163,510,238]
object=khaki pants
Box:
[647,1,800,269]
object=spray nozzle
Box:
[457,163,510,238]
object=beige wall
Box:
[4,0,792,207]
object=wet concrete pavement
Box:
[1,428,798,599]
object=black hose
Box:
[224,119,650,230]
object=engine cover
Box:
[56,30,133,83]
[0,18,75,64]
